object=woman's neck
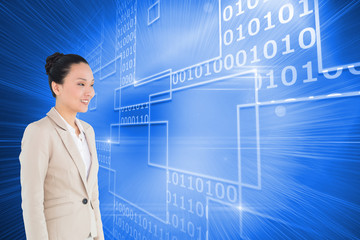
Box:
[54,105,77,129]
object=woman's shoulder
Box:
[27,115,52,128]
[23,116,53,136]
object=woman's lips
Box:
[81,99,89,105]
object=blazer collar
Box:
[46,107,91,132]
[46,107,96,196]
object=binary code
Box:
[79,0,360,239]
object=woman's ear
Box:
[51,81,61,97]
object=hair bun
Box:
[45,52,64,75]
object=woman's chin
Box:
[78,105,89,113]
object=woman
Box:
[19,52,104,240]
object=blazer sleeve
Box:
[92,174,104,240]
[90,126,105,240]
[19,123,50,240]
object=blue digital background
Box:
[1,0,360,239]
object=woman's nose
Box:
[85,86,94,97]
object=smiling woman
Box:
[46,53,95,127]
[19,52,104,240]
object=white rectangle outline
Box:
[136,0,222,83]
[110,123,121,144]
[235,90,360,240]
[148,121,168,168]
[146,70,257,186]
[114,87,121,110]
[147,0,160,26]
[314,0,360,73]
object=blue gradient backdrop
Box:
[1,0,360,239]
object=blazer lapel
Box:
[83,126,96,188]
[46,107,89,193]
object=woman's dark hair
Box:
[45,52,89,98]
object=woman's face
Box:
[53,62,95,114]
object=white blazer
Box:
[19,107,104,240]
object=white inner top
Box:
[53,108,92,179]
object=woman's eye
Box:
[91,84,94,87]
[78,83,85,86]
